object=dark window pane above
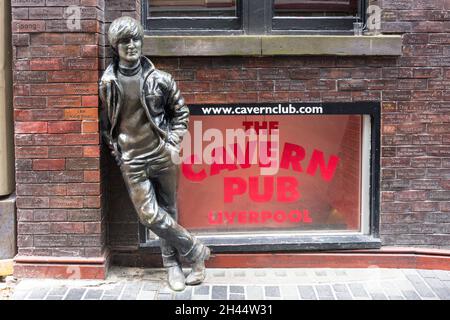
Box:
[149,0,238,17]
[274,0,358,17]
[144,0,365,34]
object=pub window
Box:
[143,0,367,34]
[140,103,381,251]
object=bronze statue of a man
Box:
[99,16,210,291]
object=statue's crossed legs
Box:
[120,160,210,291]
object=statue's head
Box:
[108,16,144,66]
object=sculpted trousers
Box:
[120,160,206,267]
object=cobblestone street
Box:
[6,267,450,300]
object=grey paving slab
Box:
[365,285,387,299]
[212,285,227,300]
[348,283,370,299]
[120,292,139,300]
[142,281,160,291]
[27,287,50,300]
[444,280,450,289]
[402,269,419,276]
[102,282,125,297]
[192,295,210,300]
[298,285,317,300]
[45,295,64,300]
[401,290,421,300]
[123,282,142,294]
[246,286,264,300]
[64,288,86,300]
[421,277,450,300]
[230,286,245,294]
[265,286,281,298]
[393,279,416,292]
[315,284,334,300]
[332,283,353,300]
[174,287,193,300]
[120,293,141,300]
[137,290,156,300]
[157,293,173,300]
[84,289,103,300]
[332,284,350,294]
[159,286,175,294]
[335,293,353,300]
[114,281,127,290]
[48,287,68,296]
[388,295,404,300]
[404,274,436,298]
[101,290,122,298]
[370,293,388,300]
[8,267,449,301]
[417,270,438,278]
[194,285,210,295]
[435,271,450,281]
[379,280,405,300]
[280,286,299,300]
[12,290,29,300]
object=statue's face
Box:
[117,36,142,65]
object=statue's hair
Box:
[108,16,144,49]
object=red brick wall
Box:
[378,0,450,247]
[12,0,106,260]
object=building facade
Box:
[5,0,450,279]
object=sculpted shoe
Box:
[167,265,186,291]
[185,246,211,286]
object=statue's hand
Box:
[99,78,112,99]
[111,142,122,166]
[165,143,180,165]
[100,79,111,87]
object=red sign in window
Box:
[177,114,363,234]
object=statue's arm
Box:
[99,79,113,148]
[99,78,122,165]
[166,75,189,150]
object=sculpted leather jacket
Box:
[99,56,189,163]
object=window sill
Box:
[143,35,403,57]
[140,234,382,252]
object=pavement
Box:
[5,266,450,300]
